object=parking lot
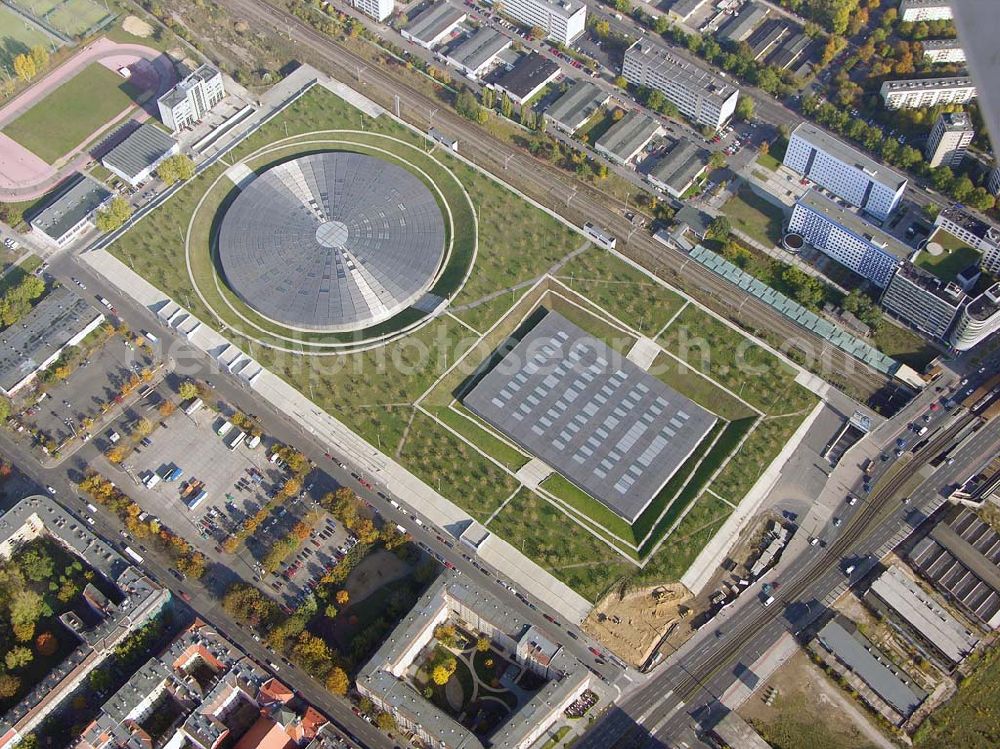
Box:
[113,400,357,604]
[23,330,155,445]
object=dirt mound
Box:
[122,16,153,38]
[582,583,694,667]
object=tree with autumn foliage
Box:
[326,666,350,696]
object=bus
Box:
[583,222,617,250]
[226,430,246,451]
[123,546,144,564]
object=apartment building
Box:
[989,166,1000,197]
[934,205,1000,274]
[922,38,965,64]
[789,189,909,287]
[782,123,907,221]
[880,263,964,339]
[880,77,976,110]
[157,64,225,131]
[498,0,586,45]
[951,282,1000,351]
[925,111,974,168]
[621,42,739,130]
[348,0,394,22]
[899,0,952,22]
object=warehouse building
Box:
[783,123,907,220]
[0,285,105,396]
[492,52,560,105]
[621,42,739,130]
[646,139,708,197]
[157,64,225,131]
[867,565,979,665]
[789,189,909,287]
[880,77,976,110]
[718,4,767,44]
[815,616,925,722]
[909,507,1000,628]
[879,263,964,340]
[498,0,586,45]
[29,175,112,248]
[444,27,512,78]
[951,282,1000,351]
[101,123,180,187]
[401,3,466,48]
[594,109,663,165]
[544,80,608,133]
[666,0,710,24]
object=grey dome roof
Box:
[218,152,446,332]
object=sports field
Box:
[8,0,111,38]
[107,85,819,603]
[3,63,138,163]
[0,6,56,69]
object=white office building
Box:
[925,111,974,168]
[622,42,739,130]
[922,38,965,64]
[880,77,976,110]
[789,190,909,287]
[899,0,952,22]
[951,283,1000,351]
[157,64,226,131]
[349,0,394,21]
[783,123,907,221]
[498,0,586,45]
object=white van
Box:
[762,595,775,607]
[141,330,158,343]
[217,420,233,437]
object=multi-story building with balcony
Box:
[880,77,976,110]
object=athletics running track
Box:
[0,37,176,202]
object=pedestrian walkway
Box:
[626,336,660,370]
[82,247,594,623]
[515,458,551,490]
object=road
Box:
[219,0,894,407]
[577,389,1000,747]
[18,247,633,743]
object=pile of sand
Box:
[122,16,154,38]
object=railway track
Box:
[220,0,892,401]
[666,410,977,706]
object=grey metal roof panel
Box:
[463,310,716,523]
[544,80,609,130]
[596,109,662,161]
[495,52,560,99]
[402,2,465,44]
[447,27,511,71]
[101,123,178,180]
[217,152,445,332]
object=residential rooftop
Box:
[938,205,1000,243]
[30,175,111,242]
[789,123,908,191]
[101,122,177,181]
[894,262,965,305]
[966,282,1000,322]
[625,43,737,106]
[882,76,975,93]
[796,189,913,259]
[923,38,963,50]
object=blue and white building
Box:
[783,123,908,221]
[789,190,910,287]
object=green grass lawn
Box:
[575,108,616,144]
[427,403,531,472]
[556,246,686,336]
[914,644,1000,749]
[3,63,141,163]
[721,187,787,247]
[651,351,757,421]
[0,6,55,68]
[757,152,782,171]
[915,240,980,281]
[870,321,941,372]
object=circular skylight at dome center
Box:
[217,151,446,332]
